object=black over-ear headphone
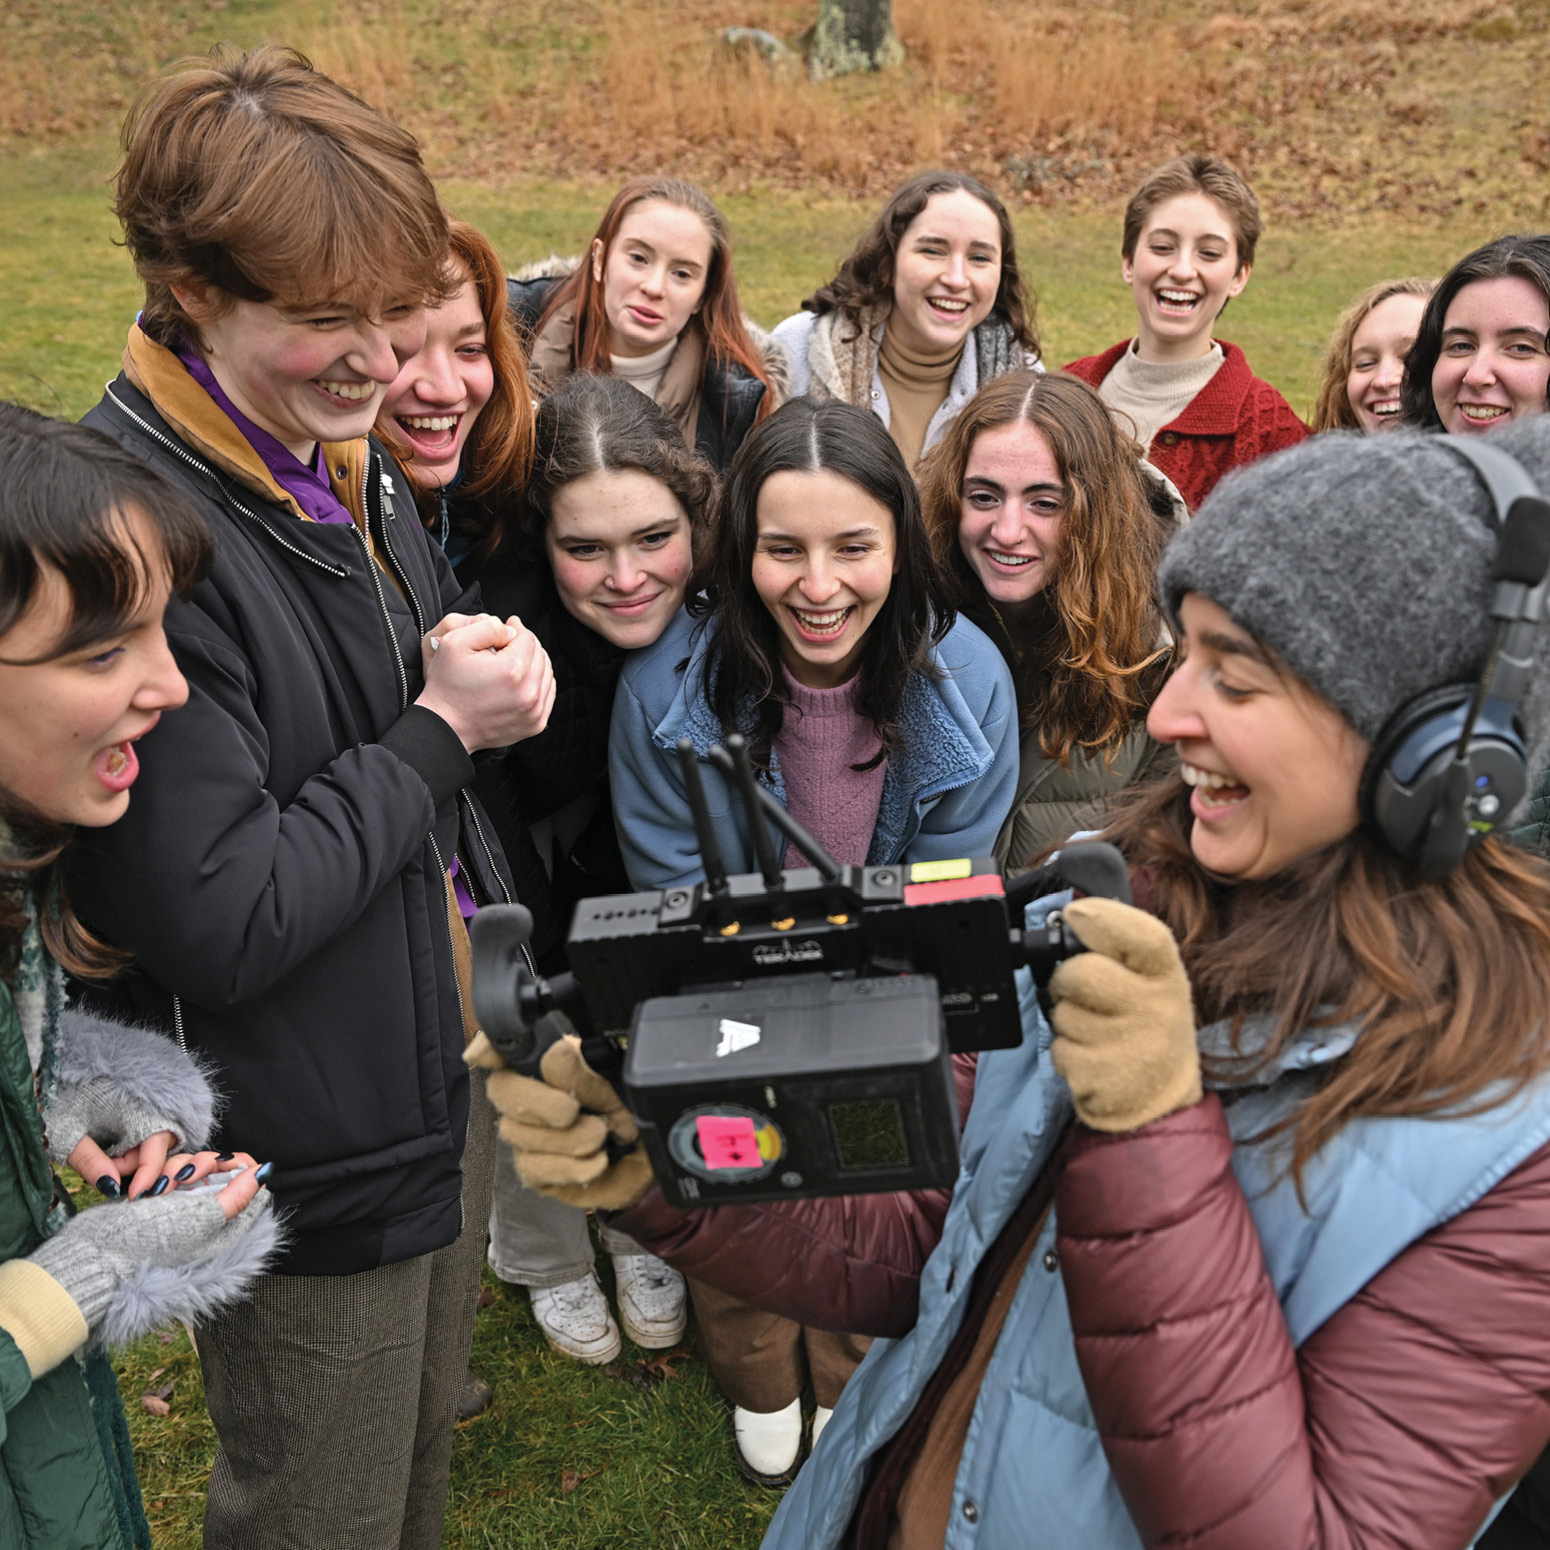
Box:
[1361,436,1550,876]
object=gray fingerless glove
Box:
[45,1010,217,1164]
[30,1187,282,1345]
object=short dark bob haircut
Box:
[0,401,210,977]
[688,396,953,766]
[1399,233,1550,429]
[0,403,210,660]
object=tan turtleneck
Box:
[1098,338,1225,453]
[610,337,679,404]
[878,329,962,468]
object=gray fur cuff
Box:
[45,1009,218,1164]
[97,1194,283,1348]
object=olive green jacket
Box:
[0,937,148,1549]
[1509,765,1550,857]
[993,719,1173,872]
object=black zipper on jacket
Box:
[103,384,351,580]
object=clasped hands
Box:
[415,611,557,753]
[467,1019,653,1212]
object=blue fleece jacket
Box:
[609,609,1018,890]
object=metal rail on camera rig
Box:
[471,735,1129,1207]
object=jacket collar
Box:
[123,326,369,526]
[647,613,997,862]
[1069,337,1254,436]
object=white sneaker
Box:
[734,1399,804,1485]
[529,1274,621,1364]
[611,1252,688,1349]
[811,1404,834,1448]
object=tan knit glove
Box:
[1047,896,1202,1133]
[468,1030,653,1211]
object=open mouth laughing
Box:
[396,413,462,457]
[1181,759,1249,811]
[788,605,854,642]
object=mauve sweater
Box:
[773,671,888,869]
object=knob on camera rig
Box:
[471,735,1130,1208]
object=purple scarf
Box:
[173,336,355,525]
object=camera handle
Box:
[468,904,618,1080]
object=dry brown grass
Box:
[4,0,1548,222]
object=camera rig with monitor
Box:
[471,735,1130,1209]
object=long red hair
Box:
[536,176,773,413]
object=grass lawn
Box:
[4,123,1539,1546]
[1,139,1528,427]
[113,1236,781,1550]
[6,0,1545,1536]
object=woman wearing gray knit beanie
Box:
[489,418,1550,1548]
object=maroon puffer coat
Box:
[621,1090,1550,1545]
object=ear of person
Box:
[466,1023,654,1211]
[1046,896,1203,1132]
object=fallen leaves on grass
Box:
[603,1346,695,1391]
[140,1379,175,1417]
[561,1467,599,1496]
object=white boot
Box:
[811,1404,834,1448]
[733,1398,804,1485]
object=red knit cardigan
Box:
[1063,339,1309,511]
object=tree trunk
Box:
[807,0,905,79]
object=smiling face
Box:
[885,190,1003,358]
[0,509,188,827]
[1146,594,1368,880]
[751,469,897,689]
[1123,192,1250,363]
[1346,291,1428,433]
[546,469,694,649]
[177,284,427,463]
[381,268,494,488]
[1430,274,1550,436]
[593,200,715,360]
[956,420,1065,612]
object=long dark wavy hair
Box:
[0,405,210,979]
[1399,234,1550,428]
[688,398,953,768]
[802,170,1039,357]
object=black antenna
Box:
[676,738,729,897]
[707,744,844,883]
[724,734,785,888]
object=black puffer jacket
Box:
[507,272,773,473]
[75,355,514,1276]
[458,539,629,971]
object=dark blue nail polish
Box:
[254,1162,273,1185]
[149,1176,170,1197]
[174,1163,196,1181]
[215,1152,234,1163]
[96,1175,120,1198]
